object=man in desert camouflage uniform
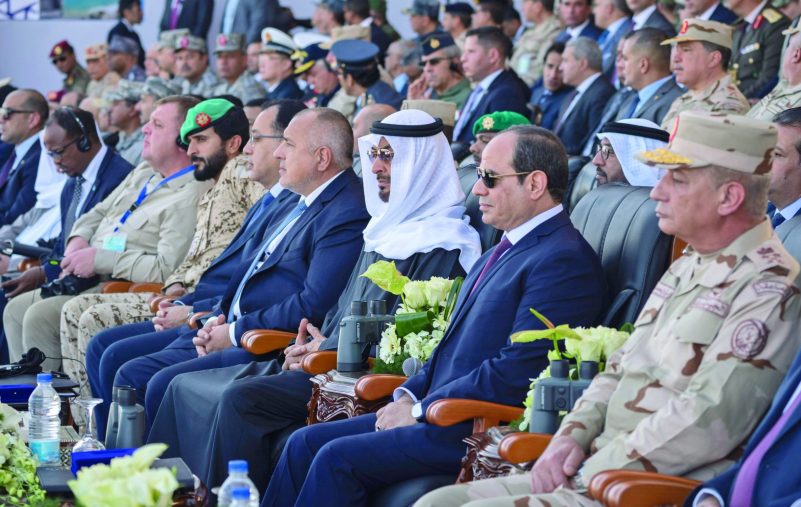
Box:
[105,80,145,166]
[85,43,121,99]
[212,33,266,104]
[509,0,562,87]
[415,110,801,507]
[660,19,750,129]
[748,26,801,120]
[135,77,181,124]
[59,99,263,402]
[172,34,221,98]
[156,29,190,80]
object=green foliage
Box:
[360,261,410,295]
[0,404,46,505]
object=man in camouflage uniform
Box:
[212,33,266,104]
[415,110,801,507]
[156,29,190,80]
[748,26,801,120]
[510,0,562,87]
[60,98,264,403]
[50,40,90,94]
[85,43,121,99]
[730,0,791,100]
[172,34,221,98]
[407,34,472,111]
[105,80,145,167]
[135,77,180,125]
[661,19,750,129]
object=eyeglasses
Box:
[51,56,68,65]
[0,108,34,121]
[46,137,80,159]
[476,166,531,189]
[596,143,615,161]
[367,145,394,163]
[422,57,448,67]
[250,133,284,144]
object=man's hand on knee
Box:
[529,436,586,494]
[2,267,44,298]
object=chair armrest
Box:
[354,374,407,401]
[19,259,41,272]
[241,329,296,355]
[588,470,700,506]
[497,432,552,464]
[101,281,133,293]
[129,282,163,293]
[149,296,175,313]
[426,399,525,433]
[188,311,210,329]
[301,351,337,375]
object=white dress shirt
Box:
[632,5,657,29]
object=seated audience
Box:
[748,26,801,121]
[107,35,146,83]
[470,111,531,168]
[592,118,669,186]
[258,29,303,101]
[511,0,562,87]
[407,34,471,111]
[555,0,604,42]
[331,39,403,114]
[443,2,474,50]
[628,0,677,34]
[173,34,220,97]
[767,107,801,228]
[85,43,121,100]
[530,43,575,130]
[105,80,144,166]
[592,0,633,79]
[49,40,90,96]
[212,33,266,104]
[680,0,737,23]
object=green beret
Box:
[180,98,235,144]
[473,111,531,136]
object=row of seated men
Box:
[3,66,801,506]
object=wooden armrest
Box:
[497,432,552,464]
[241,329,296,355]
[188,311,210,329]
[19,258,41,272]
[129,282,163,293]
[588,470,700,506]
[426,399,525,433]
[302,351,337,375]
[101,281,133,293]
[354,374,407,401]
[149,296,175,313]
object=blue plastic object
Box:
[70,448,136,476]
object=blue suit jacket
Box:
[642,9,677,36]
[600,19,634,78]
[555,75,617,155]
[43,149,133,281]
[182,189,299,312]
[218,169,370,343]
[709,2,738,24]
[530,85,574,130]
[0,139,41,227]
[688,345,801,507]
[555,21,604,43]
[615,77,685,125]
[454,70,531,144]
[401,210,607,415]
[266,76,303,101]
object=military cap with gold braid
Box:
[661,18,734,49]
[638,111,776,174]
[180,98,237,145]
[472,111,531,136]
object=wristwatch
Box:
[571,470,588,493]
[411,401,424,422]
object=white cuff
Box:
[173,300,185,306]
[694,488,725,507]
[228,321,238,347]
[393,387,418,403]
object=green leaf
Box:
[530,308,555,329]
[511,325,582,343]
[443,276,463,321]
[360,261,410,295]
[395,311,434,338]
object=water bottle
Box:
[217,460,259,507]
[114,387,145,449]
[28,373,61,466]
[230,487,252,507]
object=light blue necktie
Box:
[454,85,484,139]
[228,200,307,320]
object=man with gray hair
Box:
[407,33,471,110]
[554,36,616,155]
[385,39,422,97]
[748,27,801,121]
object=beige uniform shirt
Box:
[214,72,266,104]
[509,16,562,87]
[87,72,121,99]
[163,155,264,289]
[328,88,358,123]
[661,75,750,129]
[557,221,801,484]
[748,80,801,121]
[69,165,210,283]
[176,67,221,98]
[115,128,144,167]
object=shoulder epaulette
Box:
[762,8,782,24]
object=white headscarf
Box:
[358,109,482,272]
[597,118,668,187]
[34,131,68,209]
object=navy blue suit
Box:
[265,76,303,101]
[454,70,531,144]
[600,19,634,78]
[263,209,607,507]
[686,345,801,507]
[554,21,604,43]
[86,188,299,436]
[640,9,677,36]
[708,2,738,24]
[0,140,41,227]
[555,75,617,155]
[107,21,146,68]
[111,170,369,422]
[530,85,574,130]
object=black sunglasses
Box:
[0,108,34,121]
[367,145,395,163]
[476,166,531,189]
[46,137,80,159]
[51,56,68,64]
[422,57,448,67]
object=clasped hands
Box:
[193,314,233,357]
[60,237,97,279]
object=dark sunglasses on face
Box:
[476,166,531,189]
[52,56,68,64]
[46,137,80,159]
[422,57,447,67]
[0,108,34,121]
[367,145,395,163]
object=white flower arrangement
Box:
[0,402,47,506]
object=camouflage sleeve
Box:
[578,277,801,481]
[713,86,751,116]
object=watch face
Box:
[412,402,422,419]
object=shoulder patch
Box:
[761,8,782,24]
[752,280,790,297]
[748,241,795,275]
[731,319,769,359]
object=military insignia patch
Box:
[430,38,440,49]
[195,112,211,127]
[731,319,768,359]
[218,34,228,46]
[481,116,495,130]
[651,281,675,299]
[680,20,689,34]
[54,46,63,56]
[180,36,190,48]
[690,294,730,317]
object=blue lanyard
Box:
[114,165,194,232]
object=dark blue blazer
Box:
[530,85,574,130]
[0,139,41,227]
[687,345,801,507]
[642,9,677,36]
[43,149,133,281]
[107,21,146,68]
[555,75,617,155]
[183,189,299,312]
[555,21,604,43]
[454,70,531,144]
[401,210,607,415]
[709,2,738,24]
[600,18,634,78]
[159,0,213,38]
[216,169,370,343]
[265,76,303,101]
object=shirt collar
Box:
[566,19,590,39]
[576,72,601,94]
[359,16,373,27]
[698,1,720,20]
[778,195,801,220]
[745,0,768,24]
[268,182,285,198]
[505,204,564,245]
[79,145,107,186]
[632,5,657,29]
[637,74,672,104]
[302,169,345,206]
[13,133,39,164]
[477,68,504,91]
[606,16,630,36]
[122,18,134,30]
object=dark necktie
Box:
[470,237,512,296]
[242,193,276,237]
[63,175,85,238]
[554,89,579,132]
[624,94,641,118]
[772,212,786,229]
[597,29,610,45]
[0,151,16,189]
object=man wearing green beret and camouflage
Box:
[173,34,221,97]
[416,110,801,507]
[212,33,266,104]
[105,80,145,166]
[660,19,750,129]
[469,111,531,168]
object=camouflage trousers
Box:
[60,292,155,405]
[414,473,602,507]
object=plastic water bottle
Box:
[28,373,61,466]
[230,487,252,507]
[217,460,259,507]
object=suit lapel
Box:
[80,149,114,215]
